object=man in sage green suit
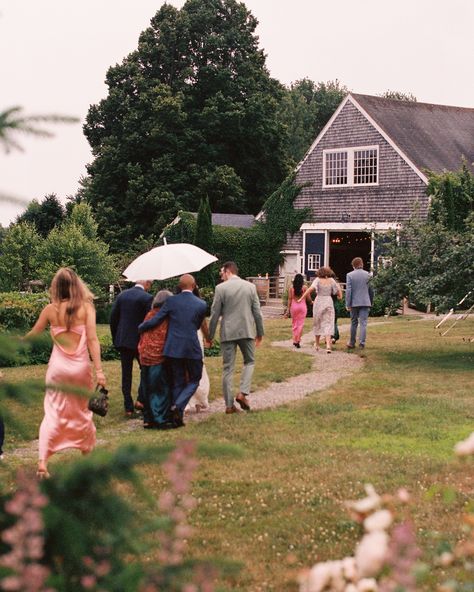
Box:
[208,261,264,413]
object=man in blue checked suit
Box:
[138,274,207,427]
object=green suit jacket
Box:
[208,276,264,342]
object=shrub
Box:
[95,302,113,324]
[198,287,215,315]
[0,333,119,367]
[370,293,394,317]
[0,292,50,331]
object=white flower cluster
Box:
[299,485,406,592]
[454,431,474,456]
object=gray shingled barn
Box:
[281,93,474,282]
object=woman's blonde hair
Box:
[50,267,94,329]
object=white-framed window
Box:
[307,254,321,271]
[324,151,348,186]
[323,146,379,188]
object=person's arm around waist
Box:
[138,304,168,333]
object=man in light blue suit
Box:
[138,274,207,427]
[345,257,374,349]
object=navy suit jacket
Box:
[138,291,207,360]
[110,286,153,350]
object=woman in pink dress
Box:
[26,268,106,478]
[287,274,312,348]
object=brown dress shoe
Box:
[225,405,239,414]
[235,393,250,411]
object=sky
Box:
[1,0,473,226]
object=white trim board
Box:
[300,222,400,231]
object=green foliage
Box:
[428,162,474,232]
[194,197,215,288]
[82,0,291,251]
[197,286,215,315]
[0,326,119,368]
[36,203,119,296]
[278,79,348,163]
[0,292,50,331]
[0,222,43,291]
[373,215,474,312]
[164,175,310,279]
[379,90,417,102]
[374,167,474,312]
[16,193,65,237]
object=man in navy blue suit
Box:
[138,274,207,428]
[110,280,153,415]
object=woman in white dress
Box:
[299,267,342,353]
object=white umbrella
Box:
[122,242,218,281]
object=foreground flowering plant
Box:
[0,470,53,592]
[298,485,419,592]
[299,431,474,592]
[0,441,216,592]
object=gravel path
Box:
[185,323,365,421]
[9,324,366,459]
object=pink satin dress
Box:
[290,289,308,344]
[39,325,96,461]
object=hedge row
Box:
[0,333,120,368]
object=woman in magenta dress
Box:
[26,268,106,478]
[287,274,312,348]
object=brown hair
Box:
[50,267,94,329]
[222,261,239,275]
[317,266,334,278]
[351,257,364,269]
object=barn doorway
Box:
[329,231,371,283]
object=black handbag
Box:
[88,385,109,417]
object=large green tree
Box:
[278,79,348,163]
[83,0,291,252]
[194,196,215,287]
[0,222,43,291]
[16,193,65,237]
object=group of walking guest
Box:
[15,256,370,478]
[287,257,374,352]
[18,261,263,477]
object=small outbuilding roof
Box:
[208,213,255,228]
[351,93,474,174]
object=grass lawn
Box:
[1,315,473,590]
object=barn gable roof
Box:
[350,93,474,174]
[299,93,474,181]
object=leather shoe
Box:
[225,405,239,414]
[157,421,177,430]
[134,401,145,411]
[235,393,250,411]
[346,343,355,349]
